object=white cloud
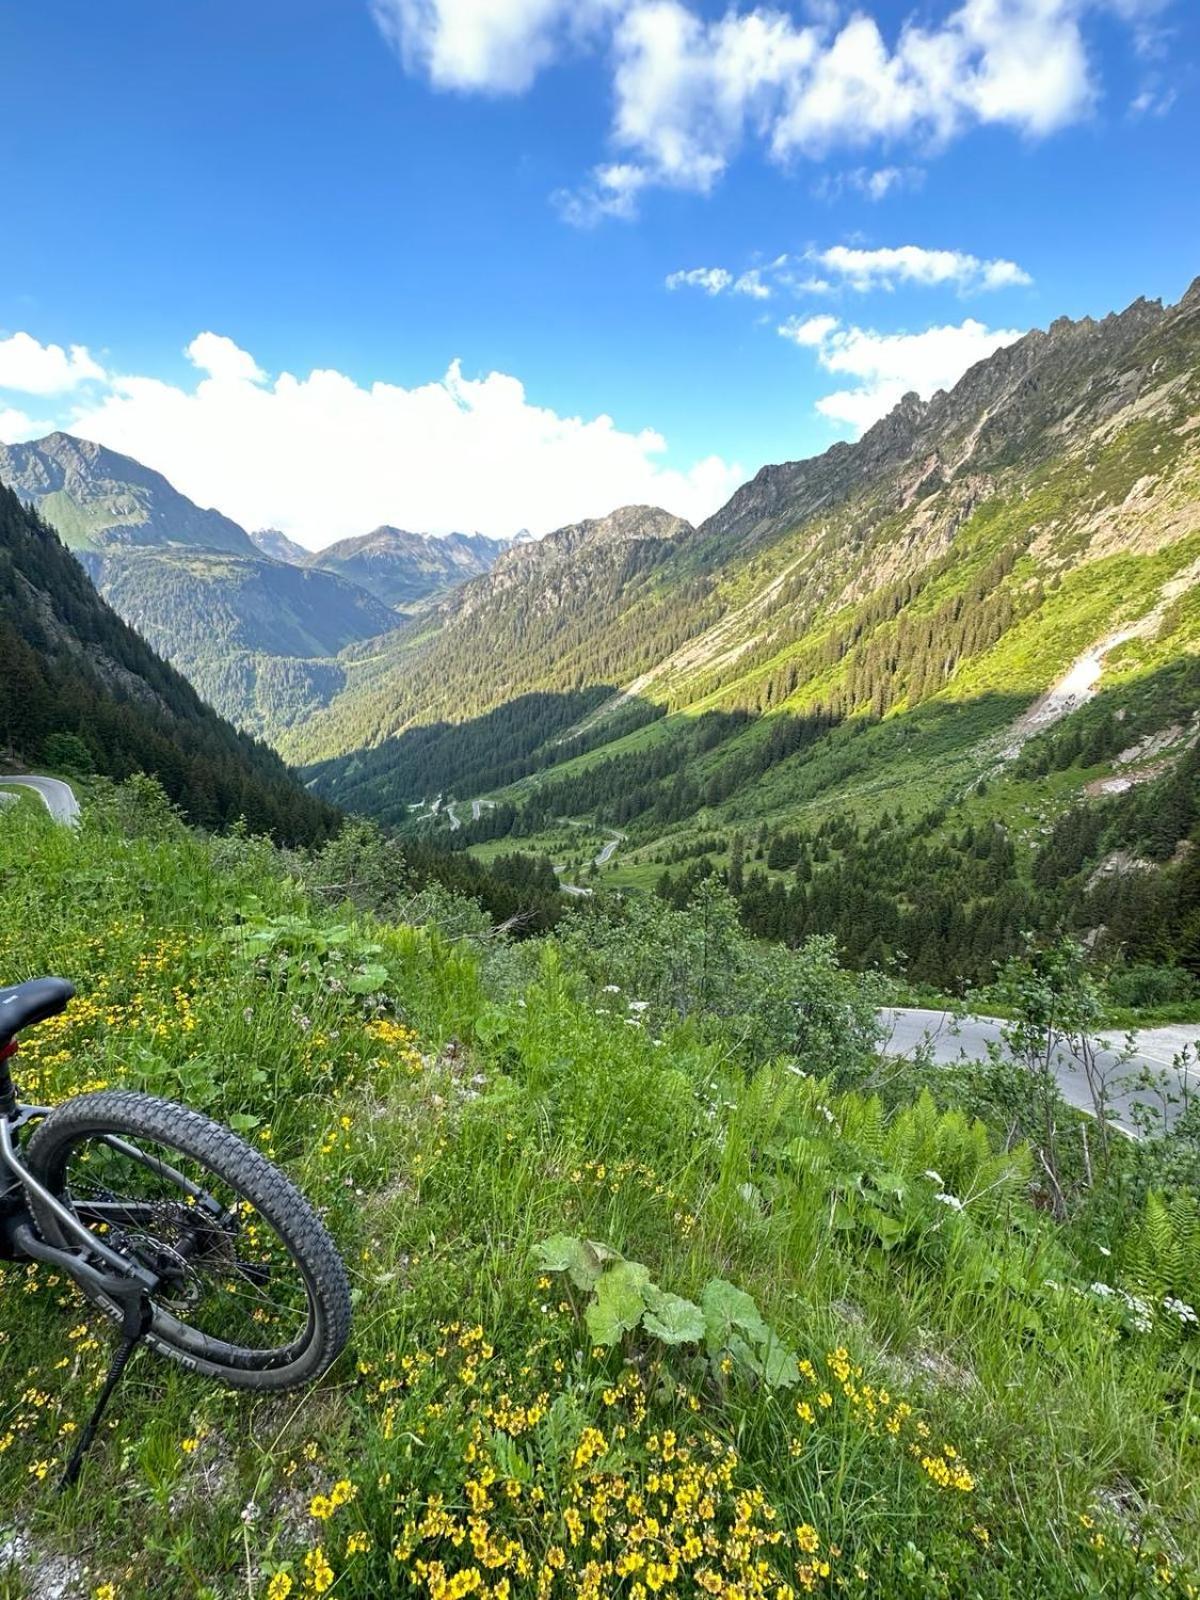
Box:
[733,270,772,300]
[553,162,649,225]
[666,267,734,295]
[0,406,45,441]
[779,314,841,347]
[814,164,924,200]
[187,331,266,384]
[814,244,1032,292]
[779,313,1026,433]
[1128,82,1176,116]
[369,0,618,93]
[373,0,1165,218]
[0,332,105,395]
[57,332,742,547]
[665,264,774,299]
[665,244,1030,304]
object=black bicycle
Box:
[0,977,352,1479]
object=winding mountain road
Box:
[0,775,80,827]
[593,829,625,867]
[879,1006,1198,1132]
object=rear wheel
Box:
[25,1090,351,1391]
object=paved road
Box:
[0,775,80,827]
[879,1006,1198,1132]
[446,802,461,831]
[594,830,624,868]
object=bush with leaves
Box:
[559,878,883,1081]
[534,1235,801,1388]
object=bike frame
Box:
[0,1039,207,1323]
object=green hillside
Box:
[1,784,1196,1599]
[90,547,399,735]
[0,432,415,735]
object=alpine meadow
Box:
[2,3,1199,1597]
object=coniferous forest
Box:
[0,484,340,844]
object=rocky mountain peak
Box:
[0,431,254,556]
[251,528,309,565]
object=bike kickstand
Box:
[58,1294,154,1493]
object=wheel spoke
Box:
[59,1133,315,1355]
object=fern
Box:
[1123,1190,1200,1299]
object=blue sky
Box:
[0,0,1196,544]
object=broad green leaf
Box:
[758,1334,801,1389]
[534,1235,621,1290]
[534,1234,583,1273]
[701,1278,768,1350]
[863,1206,905,1249]
[585,1262,651,1346]
[873,1171,908,1200]
[641,1286,705,1346]
[348,963,389,993]
[227,1112,261,1132]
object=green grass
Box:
[0,796,1196,1599]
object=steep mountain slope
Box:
[0,483,337,843]
[285,505,696,764]
[88,547,398,735]
[0,432,254,554]
[298,280,1200,922]
[0,433,402,736]
[308,526,505,611]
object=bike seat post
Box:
[0,1041,18,1122]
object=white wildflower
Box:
[934,1192,964,1212]
[923,1169,944,1186]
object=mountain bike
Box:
[0,977,352,1484]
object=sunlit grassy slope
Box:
[1,794,1197,1598]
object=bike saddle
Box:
[0,978,75,1047]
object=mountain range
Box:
[2,277,1198,984]
[0,432,252,555]
[294,280,1200,797]
[283,277,1200,982]
[292,526,505,611]
[0,432,507,734]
